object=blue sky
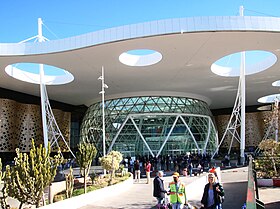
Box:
[1,0,280,43]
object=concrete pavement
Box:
[220,168,248,208]
[78,167,249,209]
[4,166,280,209]
[258,187,280,209]
[78,172,207,209]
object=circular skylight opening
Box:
[5,63,74,85]
[272,80,280,87]
[211,50,277,77]
[258,94,280,104]
[119,49,162,67]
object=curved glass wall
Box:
[80,96,218,157]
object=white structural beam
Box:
[37,18,49,150]
[156,115,179,157]
[40,63,48,150]
[105,113,218,157]
[20,18,74,156]
[43,85,75,158]
[203,117,211,153]
[130,116,155,157]
[107,116,130,153]
[240,5,246,162]
[98,66,108,159]
[212,6,247,160]
[275,99,279,142]
[179,115,200,153]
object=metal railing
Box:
[246,155,265,209]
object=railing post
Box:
[252,159,260,200]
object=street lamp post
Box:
[98,66,108,174]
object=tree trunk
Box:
[84,169,87,194]
[271,151,277,174]
[42,193,46,206]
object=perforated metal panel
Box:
[0,99,71,152]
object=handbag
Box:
[218,194,225,203]
[217,183,225,203]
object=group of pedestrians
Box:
[124,153,212,176]
[134,159,152,184]
[153,171,188,209]
[153,170,225,209]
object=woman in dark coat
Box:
[153,171,167,204]
[201,173,225,209]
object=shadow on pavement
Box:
[222,181,247,209]
[81,203,158,209]
[265,201,280,209]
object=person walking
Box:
[201,173,225,209]
[134,159,141,183]
[145,160,152,184]
[188,163,193,177]
[168,172,188,209]
[209,166,219,182]
[153,171,168,207]
[197,164,202,176]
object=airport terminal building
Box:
[1,15,280,158]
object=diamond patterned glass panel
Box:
[81,96,218,157]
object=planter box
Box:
[257,178,273,187]
[257,178,280,187]
[41,174,133,209]
[273,178,280,187]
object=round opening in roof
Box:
[211,50,277,77]
[5,63,74,85]
[119,49,162,67]
[272,80,280,87]
[258,94,280,104]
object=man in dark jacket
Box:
[153,171,167,205]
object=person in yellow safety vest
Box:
[168,172,188,209]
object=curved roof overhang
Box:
[1,16,280,109]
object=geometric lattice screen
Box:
[214,111,271,150]
[81,96,218,157]
[0,99,71,152]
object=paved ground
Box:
[259,187,280,209]
[3,166,280,209]
[219,168,248,208]
[78,167,250,209]
[79,172,206,209]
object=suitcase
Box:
[156,203,171,209]
[156,196,172,209]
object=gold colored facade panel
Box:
[0,99,71,152]
[214,111,271,149]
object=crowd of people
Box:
[121,152,213,178]
[121,152,225,209]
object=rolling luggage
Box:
[156,196,172,209]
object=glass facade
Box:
[80,96,218,157]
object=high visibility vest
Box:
[169,182,186,204]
